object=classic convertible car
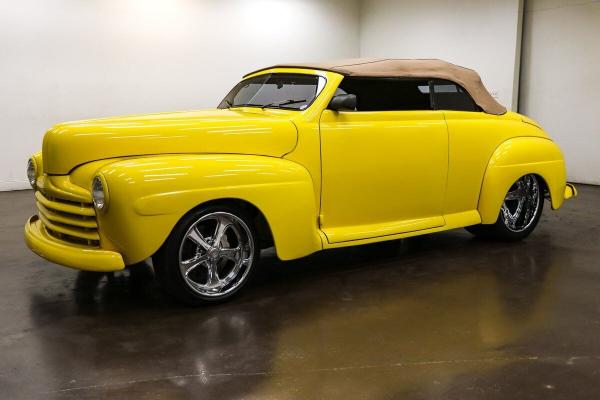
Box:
[25,59,576,304]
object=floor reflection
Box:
[25,231,567,399]
[72,262,161,313]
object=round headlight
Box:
[92,175,108,210]
[27,158,37,188]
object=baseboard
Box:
[0,180,30,191]
[570,181,600,187]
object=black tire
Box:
[153,205,259,305]
[466,174,544,241]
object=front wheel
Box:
[467,174,544,241]
[153,206,258,305]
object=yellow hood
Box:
[42,108,298,175]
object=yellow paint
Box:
[319,109,448,243]
[96,154,321,264]
[564,183,577,199]
[34,190,94,216]
[42,109,299,175]
[25,216,124,271]
[478,136,567,223]
[24,67,574,271]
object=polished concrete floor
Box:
[1,186,599,399]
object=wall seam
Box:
[515,0,526,112]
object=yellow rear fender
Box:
[96,154,322,265]
[478,137,567,224]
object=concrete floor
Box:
[1,186,599,399]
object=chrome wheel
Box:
[501,175,541,233]
[178,212,254,297]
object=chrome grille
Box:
[35,191,100,247]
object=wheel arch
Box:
[179,197,275,250]
[478,137,567,224]
[96,154,322,265]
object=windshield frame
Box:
[218,72,328,111]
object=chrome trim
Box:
[27,158,37,188]
[92,175,108,211]
[501,174,541,233]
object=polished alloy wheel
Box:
[178,212,254,297]
[500,175,541,233]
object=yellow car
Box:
[24,59,576,304]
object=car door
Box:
[319,77,448,244]
[431,79,501,219]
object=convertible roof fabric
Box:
[247,58,506,115]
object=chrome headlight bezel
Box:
[92,175,109,211]
[27,158,37,188]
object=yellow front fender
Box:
[96,154,322,265]
[478,137,567,224]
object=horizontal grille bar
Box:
[35,191,95,217]
[36,202,97,229]
[38,212,100,241]
[35,189,99,246]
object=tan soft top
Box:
[247,58,506,115]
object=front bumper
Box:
[24,215,125,272]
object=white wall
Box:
[359,0,524,111]
[4,0,597,190]
[520,0,600,185]
[0,0,360,190]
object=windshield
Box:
[218,73,326,110]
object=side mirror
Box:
[328,94,357,111]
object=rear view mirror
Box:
[328,94,357,111]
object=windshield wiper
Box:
[230,103,264,108]
[262,99,307,109]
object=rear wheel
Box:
[153,206,258,305]
[467,174,544,241]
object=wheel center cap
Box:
[207,248,220,260]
